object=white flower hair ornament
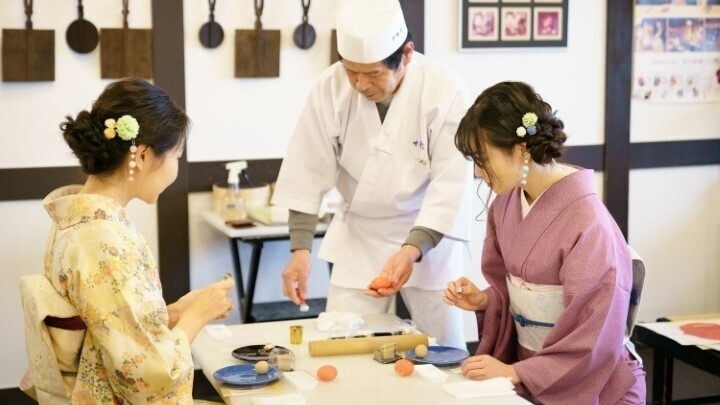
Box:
[516,112,538,138]
[103,115,139,141]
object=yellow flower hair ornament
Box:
[516,112,538,138]
[103,115,139,141]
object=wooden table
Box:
[633,313,720,405]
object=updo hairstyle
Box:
[455,81,567,170]
[60,78,189,176]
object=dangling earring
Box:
[520,154,529,187]
[128,141,137,183]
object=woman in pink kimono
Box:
[444,81,645,404]
[42,78,235,404]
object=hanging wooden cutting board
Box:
[235,0,279,78]
[100,0,152,79]
[2,0,54,82]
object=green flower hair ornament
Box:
[516,112,538,138]
[103,115,139,141]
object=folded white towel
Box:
[204,324,233,341]
[442,377,516,399]
[316,311,365,332]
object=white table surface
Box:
[192,315,531,404]
[201,211,329,239]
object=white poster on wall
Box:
[632,1,720,103]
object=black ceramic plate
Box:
[232,344,289,361]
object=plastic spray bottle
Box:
[221,161,248,222]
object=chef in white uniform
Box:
[271,0,473,349]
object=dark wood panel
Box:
[604,0,634,238]
[399,0,424,53]
[5,142,720,201]
[0,167,85,201]
[188,159,282,192]
[560,145,604,171]
[631,140,720,169]
[152,0,189,303]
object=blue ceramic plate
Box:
[405,346,469,366]
[213,364,280,387]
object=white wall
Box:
[1,0,718,389]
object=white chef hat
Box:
[336,0,408,64]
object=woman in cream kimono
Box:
[39,78,235,404]
[444,81,646,404]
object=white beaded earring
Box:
[128,141,137,182]
[520,154,529,187]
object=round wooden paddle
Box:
[66,0,98,54]
[293,0,315,50]
[199,0,224,49]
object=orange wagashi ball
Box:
[394,359,414,377]
[370,276,392,290]
[317,364,338,381]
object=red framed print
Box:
[468,7,500,41]
[534,7,563,41]
[459,0,568,49]
[501,7,531,41]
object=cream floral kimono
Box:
[43,185,193,404]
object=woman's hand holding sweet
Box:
[175,277,235,341]
[443,277,487,311]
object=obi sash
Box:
[506,274,564,353]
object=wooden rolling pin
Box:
[308,333,428,357]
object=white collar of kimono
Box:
[520,187,547,218]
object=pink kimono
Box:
[476,169,645,404]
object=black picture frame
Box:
[459,0,569,50]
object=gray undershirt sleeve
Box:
[403,226,444,262]
[288,209,319,252]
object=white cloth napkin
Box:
[442,377,516,399]
[316,311,365,331]
[252,393,306,405]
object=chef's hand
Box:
[282,249,312,305]
[443,277,487,311]
[365,245,419,298]
[461,354,520,385]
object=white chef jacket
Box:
[272,52,473,290]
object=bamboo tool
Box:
[308,333,428,357]
[293,0,315,50]
[235,0,280,78]
[2,0,54,82]
[66,0,99,54]
[100,0,152,79]
[199,0,224,49]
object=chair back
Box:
[20,274,85,404]
[626,246,646,337]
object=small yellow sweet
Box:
[414,344,428,358]
[254,360,269,374]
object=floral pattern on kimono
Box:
[43,185,194,404]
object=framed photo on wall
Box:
[459,0,568,50]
